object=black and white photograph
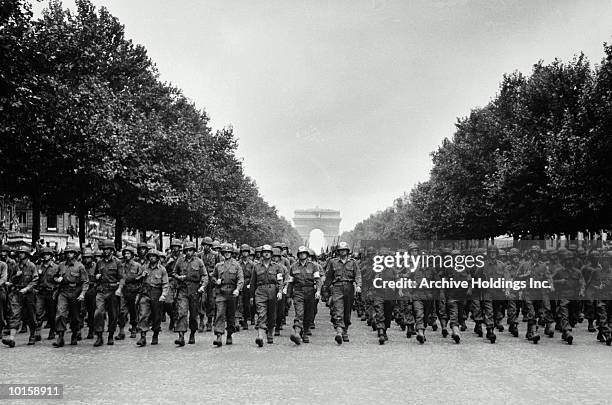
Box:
[1,0,612,404]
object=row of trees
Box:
[343,43,612,245]
[0,0,302,249]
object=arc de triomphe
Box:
[293,207,341,248]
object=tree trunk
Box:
[31,191,41,247]
[78,202,87,247]
[114,215,124,250]
[159,230,163,251]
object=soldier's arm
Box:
[117,260,126,290]
[236,265,244,292]
[354,260,362,289]
[578,271,586,296]
[322,260,334,289]
[79,264,89,296]
[160,268,169,298]
[275,265,284,290]
[200,261,209,289]
[0,262,7,285]
[314,265,322,295]
[250,267,257,298]
[24,263,38,292]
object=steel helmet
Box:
[0,245,10,252]
[183,241,196,251]
[261,244,273,253]
[137,242,149,250]
[221,243,233,253]
[82,248,94,258]
[308,248,316,256]
[297,246,309,255]
[212,241,221,249]
[100,239,115,250]
[170,240,183,249]
[122,246,136,255]
[240,244,251,252]
[272,242,283,249]
[486,245,498,254]
[64,245,79,254]
[509,248,520,256]
[203,237,213,245]
[337,242,350,252]
[40,246,54,255]
[16,245,31,255]
[272,247,282,256]
[146,249,161,259]
[93,249,102,257]
[255,246,263,253]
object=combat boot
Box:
[302,333,310,343]
[588,319,596,332]
[115,327,126,340]
[544,323,554,338]
[366,318,372,326]
[226,333,233,345]
[430,321,438,331]
[334,327,343,345]
[597,329,605,342]
[274,327,281,336]
[188,331,196,344]
[129,327,137,339]
[474,321,483,337]
[70,331,78,346]
[242,320,249,331]
[510,323,519,337]
[35,327,42,341]
[371,321,377,331]
[198,316,205,333]
[27,330,36,345]
[565,331,573,345]
[486,327,496,344]
[406,323,415,338]
[416,329,426,344]
[107,332,114,345]
[342,329,349,342]
[136,332,147,347]
[451,326,461,344]
[86,328,94,339]
[175,332,185,346]
[527,324,540,344]
[290,327,301,345]
[255,329,264,347]
[76,330,82,341]
[213,333,222,347]
[605,333,612,346]
[205,322,212,332]
[266,330,274,344]
[53,331,65,348]
[361,314,367,322]
[93,332,104,347]
[441,320,449,338]
[496,322,504,332]
[460,321,467,332]
[377,329,385,345]
[151,331,159,345]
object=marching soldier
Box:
[52,245,89,347]
[287,246,321,345]
[553,250,585,344]
[372,251,396,345]
[118,246,142,340]
[2,246,38,347]
[199,236,218,332]
[171,241,207,346]
[136,249,169,346]
[504,248,522,337]
[442,249,471,343]
[250,244,284,346]
[163,241,183,331]
[136,242,149,265]
[34,247,58,341]
[93,239,124,347]
[0,252,7,336]
[237,244,254,330]
[272,246,288,336]
[322,241,361,344]
[81,248,97,339]
[407,242,439,344]
[211,244,243,346]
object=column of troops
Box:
[1,238,611,349]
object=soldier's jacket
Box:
[553,265,585,298]
[287,260,321,291]
[0,261,7,288]
[372,264,397,299]
[239,258,254,288]
[122,259,143,292]
[581,264,600,298]
[2,256,18,280]
[36,261,58,292]
[504,261,521,298]
[84,261,97,288]
[212,258,243,299]
[517,259,553,298]
[94,256,125,290]
[11,258,38,292]
[480,259,507,299]
[173,255,208,295]
[201,250,220,276]
[442,262,471,299]
[56,260,89,295]
[358,257,375,296]
[142,262,169,297]
[409,265,440,300]
[323,257,362,289]
[250,261,284,297]
[136,256,149,266]
[274,259,289,282]
[592,267,612,300]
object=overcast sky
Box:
[35,0,612,232]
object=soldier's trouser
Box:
[556,299,572,333]
[138,287,162,333]
[524,298,553,325]
[204,283,215,323]
[397,299,414,326]
[275,294,286,329]
[293,287,315,331]
[94,290,119,334]
[198,292,206,317]
[445,299,460,328]
[85,287,96,328]
[492,300,505,324]
[55,288,82,333]
[174,290,199,333]
[254,286,277,331]
[237,287,251,323]
[506,299,519,325]
[583,300,596,320]
[214,296,236,335]
[331,282,354,331]
[596,300,612,334]
[373,295,394,330]
[8,291,36,331]
[35,290,56,331]
[473,299,494,328]
[413,299,434,331]
[0,288,6,329]
[118,289,138,329]
[471,298,482,322]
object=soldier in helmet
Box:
[171,241,207,346]
[254,246,262,263]
[372,249,397,345]
[136,242,150,266]
[250,244,284,346]
[92,239,125,347]
[52,245,89,347]
[309,248,322,331]
[136,250,169,346]
[0,247,8,336]
[407,242,438,344]
[272,246,289,336]
[1,246,38,347]
[441,249,471,343]
[504,248,522,337]
[210,244,243,347]
[199,236,218,332]
[322,241,361,344]
[476,245,505,343]
[34,247,58,341]
[81,248,97,339]
[117,246,143,340]
[581,251,600,333]
[237,244,254,330]
[287,246,321,344]
[162,241,183,331]
[553,250,585,344]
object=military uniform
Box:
[200,246,219,331]
[237,253,254,329]
[287,254,321,344]
[4,248,38,346]
[211,253,243,345]
[93,244,125,346]
[118,256,143,338]
[553,252,585,344]
[53,257,89,346]
[137,252,169,345]
[250,253,284,346]
[35,257,58,340]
